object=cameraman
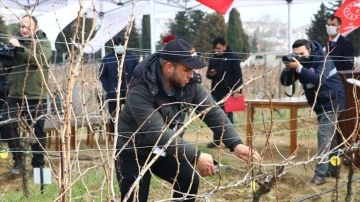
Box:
[0,15,52,175]
[280,39,345,185]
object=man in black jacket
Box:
[206,37,243,148]
[280,39,345,185]
[115,38,260,202]
[326,15,355,71]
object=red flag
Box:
[197,0,234,15]
[335,0,360,36]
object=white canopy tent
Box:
[0,0,214,52]
[83,0,336,54]
[0,0,94,50]
[0,0,336,53]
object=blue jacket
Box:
[280,40,345,114]
[326,35,355,71]
[99,51,139,100]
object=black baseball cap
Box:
[159,38,207,69]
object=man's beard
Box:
[169,74,185,88]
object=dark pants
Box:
[107,99,116,134]
[107,93,125,134]
[0,90,8,139]
[212,95,233,143]
[0,98,47,167]
[212,95,234,123]
[115,151,199,202]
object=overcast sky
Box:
[233,2,324,27]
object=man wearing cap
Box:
[162,34,176,46]
[115,38,260,202]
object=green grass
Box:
[1,167,120,202]
[1,166,192,201]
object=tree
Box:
[168,10,206,49]
[141,15,151,55]
[227,8,250,59]
[55,17,94,52]
[188,10,206,42]
[327,0,342,14]
[306,3,330,46]
[347,29,360,56]
[6,23,19,36]
[169,11,192,43]
[241,32,250,59]
[193,12,227,55]
[127,20,141,51]
[250,33,259,53]
[0,15,9,43]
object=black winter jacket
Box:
[0,75,9,93]
[206,48,243,98]
[280,40,345,114]
[117,54,243,162]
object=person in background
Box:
[0,15,52,175]
[326,15,355,174]
[280,39,345,185]
[162,34,176,46]
[326,15,355,71]
[205,36,243,148]
[99,35,139,136]
[115,38,261,202]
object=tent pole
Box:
[150,0,156,53]
[100,1,106,58]
[286,0,293,98]
[287,0,293,52]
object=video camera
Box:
[282,53,299,63]
[0,42,24,67]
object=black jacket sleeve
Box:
[192,84,243,150]
[230,57,243,93]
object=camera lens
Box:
[282,55,292,62]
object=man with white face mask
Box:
[99,35,139,135]
[325,15,355,179]
[326,15,355,71]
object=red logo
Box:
[343,0,360,21]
